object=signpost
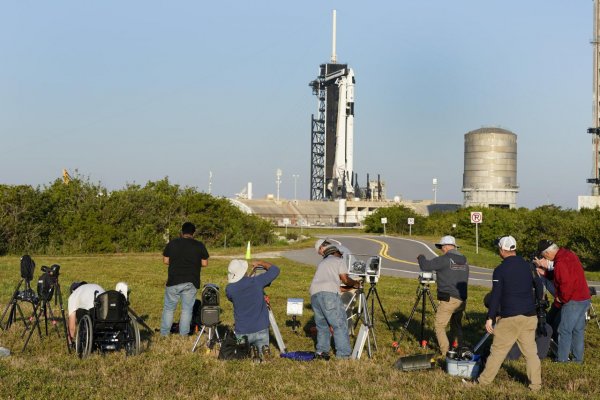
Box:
[381,217,388,236]
[470,211,483,254]
[407,217,414,236]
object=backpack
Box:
[218,328,250,360]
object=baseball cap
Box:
[537,239,554,256]
[497,236,517,251]
[227,259,249,284]
[435,236,458,249]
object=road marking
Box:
[361,237,419,265]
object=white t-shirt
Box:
[67,284,105,315]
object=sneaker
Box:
[462,378,479,386]
[315,352,330,361]
[250,345,262,363]
[261,345,271,361]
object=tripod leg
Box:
[128,307,153,333]
[373,287,393,331]
[0,280,24,329]
[268,308,287,353]
[54,284,71,353]
[192,325,206,352]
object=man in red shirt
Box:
[534,240,591,363]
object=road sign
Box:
[407,218,414,225]
[381,217,388,224]
[470,212,483,224]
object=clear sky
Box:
[0,1,595,209]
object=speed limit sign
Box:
[470,212,483,224]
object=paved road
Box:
[282,235,600,291]
[284,235,494,288]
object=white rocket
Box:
[330,10,355,196]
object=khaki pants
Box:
[478,315,542,391]
[434,297,465,355]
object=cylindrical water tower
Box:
[462,127,519,208]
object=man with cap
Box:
[533,240,591,363]
[225,259,280,357]
[67,282,105,343]
[474,236,541,391]
[160,222,210,336]
[417,235,469,356]
[310,239,361,359]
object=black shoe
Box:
[315,352,330,361]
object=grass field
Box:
[1,252,599,400]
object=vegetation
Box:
[0,176,274,255]
[1,254,599,399]
[365,205,600,270]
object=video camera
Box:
[201,284,220,326]
[418,271,436,285]
[41,264,60,277]
[347,254,382,283]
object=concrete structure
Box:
[462,127,519,208]
[230,198,460,228]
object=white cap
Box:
[498,236,517,251]
[115,282,129,300]
[435,236,458,249]
[228,259,249,284]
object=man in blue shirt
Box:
[225,259,280,357]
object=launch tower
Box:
[309,10,355,201]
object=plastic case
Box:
[446,357,481,378]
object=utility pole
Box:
[293,174,299,201]
[276,169,282,201]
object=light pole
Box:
[292,174,299,201]
[276,169,282,201]
[432,178,438,204]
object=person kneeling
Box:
[225,259,280,359]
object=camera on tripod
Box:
[41,264,60,277]
[419,271,436,284]
[201,284,220,327]
[347,254,382,283]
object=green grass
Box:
[1,254,599,399]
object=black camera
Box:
[16,289,39,304]
[201,284,220,326]
[41,264,60,277]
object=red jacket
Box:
[552,248,590,308]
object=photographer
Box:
[417,235,469,356]
[474,236,541,391]
[67,282,105,342]
[533,239,591,363]
[225,259,280,358]
[309,239,360,360]
[160,222,210,336]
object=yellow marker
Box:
[245,241,252,260]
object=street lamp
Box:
[292,174,299,201]
[432,178,438,204]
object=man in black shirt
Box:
[475,236,541,391]
[160,222,209,336]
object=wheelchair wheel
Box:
[75,314,93,358]
[125,312,141,356]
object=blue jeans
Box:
[160,282,198,336]
[311,291,352,358]
[236,328,269,354]
[557,299,590,362]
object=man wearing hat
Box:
[309,239,360,359]
[534,240,591,363]
[474,236,541,390]
[417,235,469,356]
[225,259,280,357]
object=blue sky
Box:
[0,1,594,209]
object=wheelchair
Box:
[75,290,141,358]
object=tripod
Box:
[365,280,394,337]
[400,281,437,347]
[351,282,377,359]
[0,279,39,332]
[22,278,70,353]
[192,324,221,352]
